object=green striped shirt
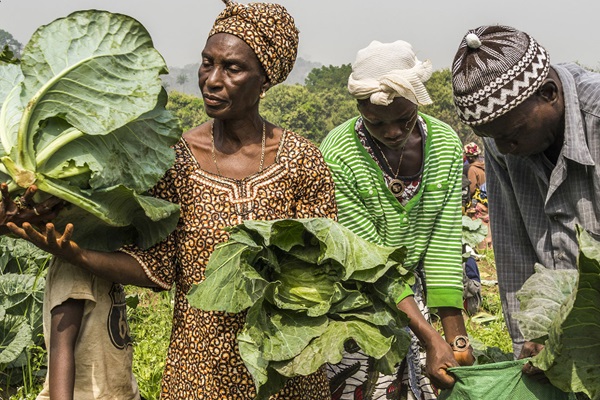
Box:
[320,114,464,308]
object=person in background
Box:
[320,40,474,400]
[451,25,600,367]
[463,142,485,196]
[8,1,337,398]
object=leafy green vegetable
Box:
[0,10,182,250]
[462,215,488,250]
[514,264,578,343]
[0,237,52,377]
[515,227,600,399]
[187,218,412,399]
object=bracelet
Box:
[450,335,470,352]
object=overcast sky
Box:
[2,0,599,72]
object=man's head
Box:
[451,25,564,156]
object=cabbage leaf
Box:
[516,227,600,399]
[187,218,413,399]
[0,10,182,250]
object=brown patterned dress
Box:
[123,131,337,399]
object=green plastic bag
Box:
[438,359,575,400]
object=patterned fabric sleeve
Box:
[293,137,338,220]
[119,167,181,290]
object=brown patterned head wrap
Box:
[209,0,299,85]
[451,25,550,126]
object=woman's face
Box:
[198,33,268,120]
[358,97,418,150]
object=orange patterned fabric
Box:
[208,1,299,85]
[122,132,336,399]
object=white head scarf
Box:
[348,40,433,106]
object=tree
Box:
[305,64,352,94]
[176,73,189,88]
[166,91,209,132]
[260,84,355,144]
[421,68,480,147]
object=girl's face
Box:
[358,97,418,150]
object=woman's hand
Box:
[453,346,475,366]
[424,335,460,389]
[6,222,83,265]
[0,183,65,233]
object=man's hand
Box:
[519,341,547,378]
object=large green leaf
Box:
[271,319,394,377]
[0,237,49,372]
[38,89,178,192]
[0,273,36,311]
[523,228,600,399]
[188,218,412,397]
[462,215,488,249]
[515,263,578,342]
[239,218,408,282]
[0,314,32,364]
[187,242,269,313]
[0,10,182,251]
[0,236,52,275]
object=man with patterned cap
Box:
[451,25,600,363]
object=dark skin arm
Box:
[7,222,156,287]
[49,298,84,400]
[438,307,475,366]
[397,297,474,389]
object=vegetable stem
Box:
[16,56,92,171]
[35,127,84,166]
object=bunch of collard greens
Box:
[0,237,52,383]
[0,10,182,251]
[187,218,413,399]
[515,227,600,400]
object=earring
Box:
[259,90,266,99]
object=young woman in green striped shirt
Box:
[321,40,474,400]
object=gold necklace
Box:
[371,137,407,198]
[211,119,266,176]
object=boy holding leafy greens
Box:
[0,184,140,400]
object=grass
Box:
[465,247,513,354]
[126,287,173,400]
[432,247,514,355]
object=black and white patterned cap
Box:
[451,25,550,126]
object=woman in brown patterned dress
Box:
[8,1,337,399]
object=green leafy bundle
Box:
[515,227,600,399]
[0,237,52,384]
[461,215,488,250]
[0,10,182,251]
[187,218,413,399]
